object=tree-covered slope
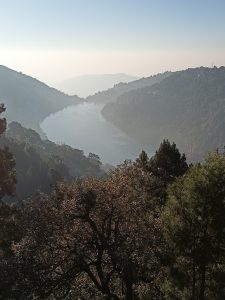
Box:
[0,66,82,137]
[102,67,225,160]
[0,122,104,201]
[87,71,171,104]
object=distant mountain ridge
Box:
[0,65,82,137]
[56,73,138,97]
[102,66,225,161]
[87,71,171,104]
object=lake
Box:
[41,103,153,165]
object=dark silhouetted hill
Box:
[102,67,225,161]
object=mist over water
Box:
[41,103,153,165]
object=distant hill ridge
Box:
[0,65,82,137]
[102,66,225,161]
[56,73,138,98]
[87,71,171,104]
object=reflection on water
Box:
[41,103,153,165]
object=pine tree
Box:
[149,139,188,183]
[164,152,225,299]
[149,139,188,204]
[134,150,150,172]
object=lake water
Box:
[41,103,153,165]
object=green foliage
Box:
[2,136,225,299]
[0,204,21,300]
[135,150,150,172]
[0,105,19,299]
[0,105,17,200]
[0,147,17,200]
[149,140,188,182]
[133,141,188,207]
[164,152,225,299]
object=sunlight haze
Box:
[0,0,225,84]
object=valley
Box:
[41,102,153,165]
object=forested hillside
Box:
[0,66,82,137]
[2,134,225,299]
[87,71,171,104]
[0,121,104,201]
[102,67,225,160]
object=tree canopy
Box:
[164,152,225,299]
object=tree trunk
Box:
[192,261,196,299]
[125,280,133,300]
[199,264,206,300]
[192,235,196,300]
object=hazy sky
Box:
[0,0,225,85]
